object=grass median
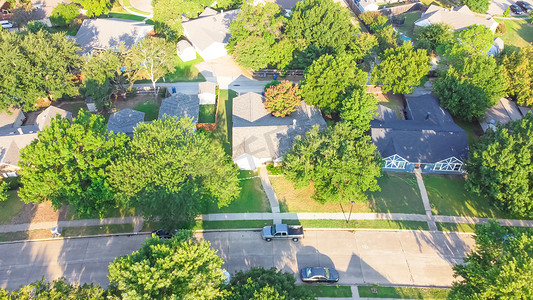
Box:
[283,219,430,231]
[358,285,449,299]
[307,285,352,297]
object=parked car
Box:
[0,20,13,28]
[510,3,525,14]
[516,1,533,12]
[300,267,339,283]
[262,224,304,242]
[152,229,178,239]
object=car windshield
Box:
[306,268,312,277]
[271,226,276,235]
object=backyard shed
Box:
[198,82,217,105]
[176,40,197,62]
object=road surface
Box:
[0,230,474,291]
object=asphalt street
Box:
[0,230,474,291]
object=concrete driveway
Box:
[0,230,474,291]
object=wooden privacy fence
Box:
[379,2,422,16]
[252,69,305,79]
[196,95,219,132]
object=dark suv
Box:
[516,1,533,12]
[510,3,525,14]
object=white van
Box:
[0,20,13,28]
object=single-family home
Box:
[159,93,200,123]
[75,18,154,54]
[182,9,240,61]
[0,106,71,176]
[176,40,197,62]
[232,92,327,170]
[198,82,217,105]
[355,0,379,12]
[370,95,469,174]
[414,5,499,32]
[479,98,530,132]
[107,108,145,136]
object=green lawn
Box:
[0,190,25,224]
[423,174,513,218]
[436,222,477,233]
[272,172,424,214]
[62,224,134,236]
[307,285,352,298]
[453,116,482,146]
[420,0,452,8]
[57,102,87,117]
[358,285,449,299]
[284,219,429,231]
[203,171,270,214]
[495,18,533,49]
[199,105,217,123]
[134,101,159,121]
[142,220,273,231]
[47,25,80,36]
[63,206,137,221]
[212,89,237,155]
[394,11,422,39]
[108,12,146,21]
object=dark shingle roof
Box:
[158,93,199,123]
[107,108,145,135]
[371,95,469,163]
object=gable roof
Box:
[415,5,497,31]
[371,95,468,163]
[159,93,199,123]
[182,9,240,51]
[232,92,326,159]
[177,40,194,53]
[0,108,24,130]
[36,106,72,131]
[107,108,145,135]
[480,98,525,132]
[75,18,154,54]
[0,141,20,166]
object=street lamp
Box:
[346,200,356,224]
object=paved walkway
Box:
[414,170,438,231]
[259,166,281,223]
[317,286,418,300]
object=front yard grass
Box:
[134,101,159,121]
[394,11,422,39]
[423,174,513,218]
[0,224,135,242]
[283,219,429,231]
[212,89,237,155]
[358,285,449,299]
[198,104,216,123]
[0,191,25,224]
[108,12,146,21]
[142,220,273,231]
[134,54,205,83]
[272,172,425,214]
[436,222,477,233]
[204,170,270,214]
[307,285,352,298]
[495,18,533,49]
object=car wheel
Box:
[292,238,298,242]
[266,238,272,242]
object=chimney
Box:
[293,119,297,126]
[425,112,431,120]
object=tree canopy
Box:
[450,221,533,299]
[226,267,315,300]
[8,277,106,299]
[459,0,489,13]
[107,116,241,228]
[466,114,533,217]
[434,54,505,121]
[499,45,533,107]
[50,3,79,27]
[264,80,302,117]
[152,0,186,41]
[339,87,378,132]
[73,0,111,17]
[108,233,228,299]
[300,54,367,114]
[415,23,453,52]
[0,30,80,112]
[283,122,382,204]
[371,43,430,95]
[445,25,494,61]
[18,110,129,217]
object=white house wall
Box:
[197,43,227,62]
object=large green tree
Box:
[50,3,79,27]
[108,233,227,299]
[449,221,533,299]
[9,277,106,299]
[73,0,111,17]
[232,35,272,70]
[466,114,533,217]
[446,25,494,61]
[459,0,490,13]
[285,0,356,55]
[283,122,382,204]
[301,54,367,114]
[371,43,430,95]
[434,54,505,121]
[499,45,533,107]
[152,0,188,41]
[0,30,80,112]
[226,267,315,300]
[126,37,177,92]
[18,110,129,217]
[264,80,301,117]
[340,87,378,132]
[107,116,240,228]
[415,23,453,52]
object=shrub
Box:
[264,80,281,91]
[503,7,510,17]
[264,80,301,117]
[359,11,382,26]
[266,163,282,175]
[50,3,79,27]
[496,22,507,34]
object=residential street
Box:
[0,230,474,291]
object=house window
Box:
[384,155,408,169]
[434,157,463,171]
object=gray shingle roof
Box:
[0,108,24,130]
[75,18,154,54]
[36,106,72,131]
[107,108,145,135]
[415,5,497,31]
[371,95,468,163]
[232,92,326,159]
[177,40,194,53]
[0,141,20,166]
[159,93,199,123]
[182,10,240,51]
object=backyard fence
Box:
[196,94,219,132]
[252,69,305,79]
[379,2,423,16]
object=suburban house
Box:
[370,95,468,174]
[182,9,240,61]
[159,93,200,123]
[414,5,499,32]
[355,0,379,12]
[176,40,197,62]
[480,98,531,132]
[0,106,71,176]
[198,82,217,105]
[232,92,327,170]
[107,108,145,136]
[75,18,154,54]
